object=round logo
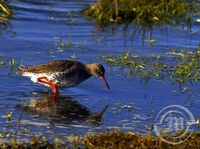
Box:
[154,105,196,144]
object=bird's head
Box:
[87,63,110,90]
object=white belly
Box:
[21,72,81,88]
[22,72,56,86]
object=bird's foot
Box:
[37,76,59,98]
[52,83,59,97]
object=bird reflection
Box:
[19,93,108,125]
[0,22,13,36]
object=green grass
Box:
[102,48,200,86]
[0,0,13,22]
[83,0,197,28]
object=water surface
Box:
[0,0,200,143]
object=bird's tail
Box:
[16,67,26,75]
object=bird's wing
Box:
[18,60,83,74]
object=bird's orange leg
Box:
[37,76,59,96]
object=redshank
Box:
[18,60,110,95]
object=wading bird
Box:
[18,60,110,96]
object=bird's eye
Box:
[96,69,100,75]
[99,71,103,76]
[96,66,103,77]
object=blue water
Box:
[0,0,200,143]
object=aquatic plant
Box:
[83,0,197,28]
[83,129,200,149]
[102,48,200,85]
[0,0,13,22]
[0,55,6,66]
[0,136,54,148]
[0,130,199,148]
[67,11,73,26]
[0,56,24,73]
[9,58,15,72]
[54,36,74,51]
[54,35,86,52]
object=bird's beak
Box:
[100,76,110,90]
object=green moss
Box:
[83,0,197,28]
[0,0,13,22]
[102,48,200,85]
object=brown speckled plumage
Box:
[18,60,86,74]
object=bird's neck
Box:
[85,64,97,76]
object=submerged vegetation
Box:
[83,0,197,28]
[0,0,13,22]
[0,55,23,74]
[103,48,200,86]
[0,55,6,66]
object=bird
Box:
[17,60,110,96]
